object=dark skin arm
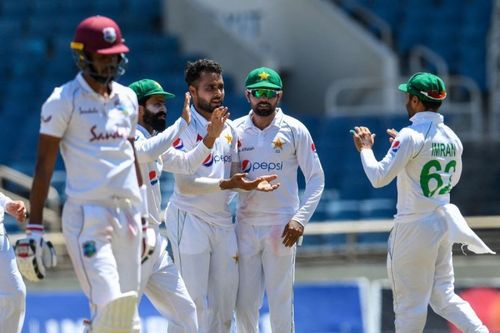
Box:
[29,134,61,225]
[129,138,143,187]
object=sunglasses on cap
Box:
[248,89,280,99]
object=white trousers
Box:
[0,223,25,333]
[62,200,142,328]
[235,222,296,333]
[165,205,238,333]
[388,214,488,333]
[140,226,198,333]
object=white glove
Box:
[141,222,156,264]
[15,224,57,282]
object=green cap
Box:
[245,67,283,90]
[398,72,447,102]
[129,79,175,102]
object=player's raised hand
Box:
[282,220,304,247]
[387,128,398,144]
[222,173,280,191]
[207,106,229,138]
[181,92,192,125]
[352,126,375,152]
[6,200,27,223]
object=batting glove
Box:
[15,224,57,282]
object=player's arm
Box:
[282,128,325,247]
[175,169,278,194]
[15,133,59,282]
[352,126,413,188]
[29,134,60,224]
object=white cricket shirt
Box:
[234,109,325,226]
[135,120,212,225]
[40,73,141,203]
[360,111,463,222]
[168,106,239,226]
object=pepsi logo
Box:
[203,154,214,167]
[242,160,252,173]
[149,170,158,186]
[391,140,400,153]
[173,138,184,150]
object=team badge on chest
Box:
[272,137,285,152]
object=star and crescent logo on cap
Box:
[258,72,270,81]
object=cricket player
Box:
[129,78,230,332]
[352,72,492,332]
[17,16,149,332]
[165,59,279,333]
[0,193,26,333]
[234,67,325,332]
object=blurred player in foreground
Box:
[18,16,149,332]
[130,78,229,332]
[352,72,493,332]
[0,194,26,333]
[165,59,279,332]
[234,67,324,332]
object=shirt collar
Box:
[410,111,443,125]
[191,105,209,127]
[243,107,284,130]
[136,124,151,138]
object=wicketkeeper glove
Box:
[15,224,57,282]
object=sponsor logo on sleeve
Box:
[311,143,317,152]
[172,138,184,150]
[149,170,158,186]
[391,140,400,154]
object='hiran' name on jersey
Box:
[431,142,456,157]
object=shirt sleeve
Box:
[128,90,139,139]
[39,88,73,138]
[360,128,414,188]
[0,192,12,209]
[451,138,463,187]
[292,125,325,226]
[135,118,188,163]
[161,141,211,175]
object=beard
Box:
[253,102,275,117]
[196,96,222,114]
[143,108,166,132]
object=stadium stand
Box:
[1,0,498,252]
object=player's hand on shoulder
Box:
[352,126,375,152]
[14,224,57,282]
[5,200,27,223]
[282,220,304,247]
[387,128,398,144]
[181,92,192,125]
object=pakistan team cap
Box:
[245,67,283,90]
[129,79,175,101]
[398,72,447,102]
[71,16,129,55]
